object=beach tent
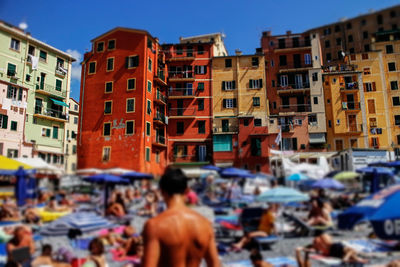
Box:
[0,155,33,172]
[357,167,394,193]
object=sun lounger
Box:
[253,235,279,250]
[283,212,333,237]
[240,207,263,233]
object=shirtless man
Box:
[6,226,35,264]
[142,168,220,267]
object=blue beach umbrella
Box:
[15,167,28,207]
[256,187,309,203]
[121,171,153,181]
[311,178,345,190]
[287,173,309,182]
[219,167,255,178]
[356,167,394,176]
[201,165,221,171]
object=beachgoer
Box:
[307,198,332,227]
[138,191,158,217]
[82,238,108,267]
[142,168,220,267]
[233,204,278,250]
[32,244,71,267]
[185,187,199,205]
[24,208,40,224]
[296,232,368,267]
[45,196,70,212]
[107,192,127,217]
[6,227,35,266]
[250,250,273,267]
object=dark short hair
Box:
[42,244,52,255]
[250,251,263,262]
[159,168,188,195]
[89,238,104,256]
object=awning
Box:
[50,98,69,107]
[309,133,326,144]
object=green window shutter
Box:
[7,63,16,76]
[2,115,8,129]
[222,81,225,90]
[18,88,23,101]
[56,80,62,91]
[174,145,178,156]
[134,56,139,67]
[10,121,17,131]
[222,99,226,108]
[46,129,51,137]
[259,79,263,88]
[147,81,152,92]
[233,99,237,108]
[249,79,253,89]
[125,57,129,68]
[232,81,236,89]
[52,126,58,139]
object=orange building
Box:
[78,28,168,175]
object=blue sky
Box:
[0,0,398,101]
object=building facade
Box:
[65,97,78,174]
[78,28,168,175]
[0,21,74,165]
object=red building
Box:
[162,42,214,167]
[78,28,168,175]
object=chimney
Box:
[235,49,242,56]
[262,31,272,37]
[286,30,292,35]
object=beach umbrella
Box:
[287,173,309,182]
[356,167,394,176]
[384,161,400,168]
[338,184,400,231]
[333,171,359,180]
[368,161,388,167]
[324,170,341,178]
[121,171,153,181]
[256,187,309,203]
[201,165,221,171]
[0,155,33,171]
[15,167,28,207]
[219,167,255,178]
[311,178,345,190]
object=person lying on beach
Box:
[142,168,220,267]
[45,196,71,212]
[0,206,20,221]
[6,226,35,265]
[295,232,368,267]
[100,223,138,246]
[32,244,71,267]
[23,207,40,224]
[82,238,108,267]
[250,250,273,267]
[58,192,75,208]
[115,232,144,259]
[306,198,333,227]
[106,192,127,217]
[137,191,159,217]
[232,204,278,251]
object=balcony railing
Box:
[168,87,196,97]
[348,124,363,133]
[279,61,312,69]
[277,83,310,90]
[213,126,239,133]
[157,69,165,81]
[34,106,67,121]
[276,39,311,49]
[55,65,68,77]
[154,135,166,145]
[169,108,196,117]
[155,91,167,104]
[322,64,357,73]
[168,71,194,79]
[154,112,166,123]
[278,104,312,113]
[36,83,67,98]
[342,102,361,111]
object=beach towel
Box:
[310,254,342,266]
[110,249,140,263]
[343,239,397,254]
[225,256,296,267]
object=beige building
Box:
[179,33,228,57]
[65,97,78,174]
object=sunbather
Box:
[107,192,127,217]
[82,238,108,267]
[232,204,278,251]
[6,226,35,266]
[250,250,273,267]
[23,208,40,224]
[295,232,368,267]
[138,190,159,217]
[307,198,332,227]
[45,196,70,212]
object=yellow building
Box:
[322,65,368,151]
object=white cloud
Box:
[66,49,82,81]
[18,22,28,30]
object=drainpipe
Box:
[143,37,148,172]
[79,56,90,146]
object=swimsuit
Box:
[329,243,345,258]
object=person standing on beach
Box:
[142,168,220,267]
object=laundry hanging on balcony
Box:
[50,98,69,107]
[28,55,39,70]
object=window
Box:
[127,78,136,90]
[395,115,400,126]
[7,149,18,158]
[10,121,17,131]
[74,104,78,111]
[72,145,77,155]
[308,114,317,125]
[198,99,204,111]
[222,81,236,90]
[362,53,369,60]
[251,138,262,156]
[126,98,135,112]
[253,97,260,107]
[177,122,184,134]
[126,55,139,68]
[148,58,152,72]
[10,38,20,51]
[312,73,318,81]
[125,120,134,135]
[39,50,47,62]
[213,135,232,152]
[197,45,204,55]
[108,39,115,50]
[0,115,8,129]
[104,101,112,114]
[271,60,274,67]
[194,65,207,74]
[363,68,371,75]
[364,82,376,92]
[377,14,383,24]
[244,119,249,126]
[146,122,151,136]
[363,31,368,40]
[391,81,398,90]
[280,75,288,86]
[7,63,16,77]
[106,58,114,71]
[371,137,379,148]
[198,121,205,134]
[55,79,62,91]
[348,35,353,43]
[398,135,400,145]
[393,97,400,106]
[369,118,377,128]
[224,59,232,68]
[197,82,204,91]
[324,40,330,48]
[43,128,51,137]
[368,99,376,113]
[254,118,262,127]
[313,97,318,105]
[146,99,152,115]
[103,122,111,136]
[326,53,332,61]
[223,99,237,108]
[249,79,262,89]
[386,45,394,54]
[251,57,259,67]
[52,126,59,139]
[389,62,396,72]
[279,55,287,66]
[346,22,352,29]
[145,148,150,162]
[336,38,342,45]
[147,80,152,92]
[88,62,96,74]
[25,74,30,82]
[97,42,104,52]
[105,82,113,93]
[364,44,370,52]
[74,117,78,124]
[102,147,111,162]
[335,25,341,32]
[147,39,153,49]
[335,139,343,151]
[278,39,286,49]
[272,80,275,87]
[304,54,311,65]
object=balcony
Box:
[34,106,67,122]
[170,154,210,164]
[154,91,167,105]
[277,83,310,94]
[153,135,167,148]
[347,124,363,134]
[213,126,239,134]
[281,125,294,133]
[168,108,196,119]
[36,83,66,98]
[278,104,312,114]
[322,64,357,73]
[164,50,198,61]
[340,82,358,91]
[153,112,166,124]
[278,61,313,72]
[276,39,311,50]
[55,65,68,78]
[168,87,196,98]
[154,70,167,86]
[342,102,361,112]
[168,71,195,82]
